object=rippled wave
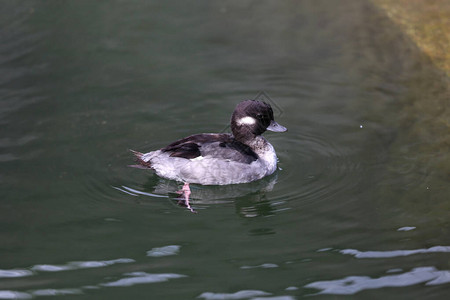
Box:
[240,263,279,270]
[31,258,135,272]
[305,266,450,295]
[0,244,185,299]
[271,129,367,208]
[0,270,33,279]
[340,245,450,259]
[198,291,296,300]
[146,245,180,257]
[306,244,450,295]
[101,272,186,287]
[198,290,272,300]
[0,258,134,278]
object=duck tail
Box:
[129,149,152,168]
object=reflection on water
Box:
[340,246,450,258]
[0,246,185,299]
[0,270,32,279]
[241,263,278,269]
[115,173,279,216]
[199,291,296,300]
[101,272,186,287]
[198,290,272,300]
[306,266,450,295]
[26,289,81,297]
[0,258,134,278]
[146,245,180,257]
[31,258,135,272]
[397,226,416,232]
[6,241,448,298]
[147,173,278,201]
[305,245,450,295]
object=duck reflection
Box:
[137,173,279,216]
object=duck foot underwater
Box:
[176,183,196,213]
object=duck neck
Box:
[233,132,255,145]
[234,134,269,155]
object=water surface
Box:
[1,0,449,299]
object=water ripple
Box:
[0,290,31,300]
[240,263,278,269]
[146,245,180,257]
[100,272,186,287]
[0,270,33,279]
[252,297,295,300]
[397,226,416,232]
[31,289,82,297]
[305,266,450,295]
[273,130,366,207]
[0,246,186,298]
[340,246,450,259]
[198,290,272,300]
[31,258,135,272]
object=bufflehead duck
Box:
[131,100,286,207]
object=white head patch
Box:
[190,156,204,161]
[237,116,256,126]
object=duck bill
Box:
[267,120,287,132]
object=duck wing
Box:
[161,133,258,164]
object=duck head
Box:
[231,100,287,143]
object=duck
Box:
[131,100,286,209]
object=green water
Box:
[1,1,449,299]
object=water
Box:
[1,0,449,299]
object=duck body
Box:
[132,100,286,186]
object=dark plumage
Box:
[161,133,258,164]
